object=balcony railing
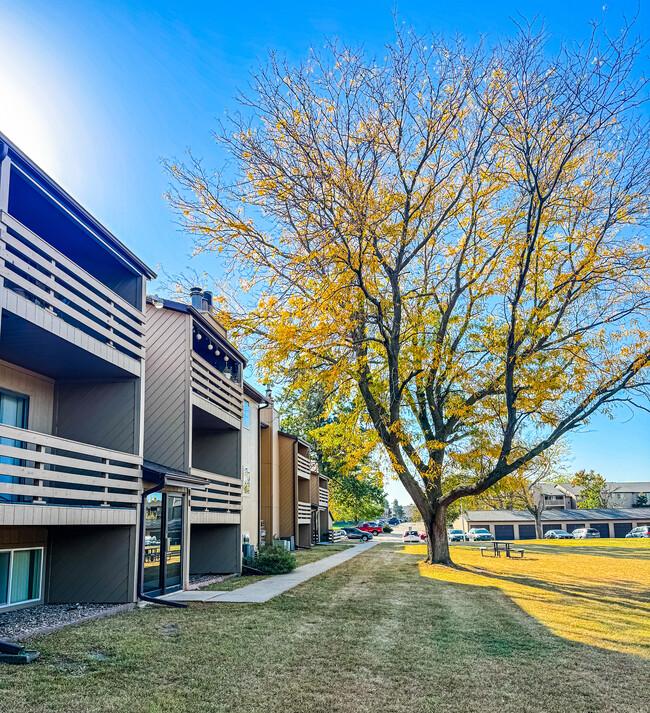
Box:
[0,424,141,508]
[189,467,242,513]
[0,213,145,363]
[297,453,311,480]
[298,500,311,524]
[318,486,329,509]
[190,352,243,424]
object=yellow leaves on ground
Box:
[407,541,650,659]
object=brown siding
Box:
[46,525,136,603]
[144,306,190,472]
[54,379,139,453]
[278,435,296,538]
[0,526,47,548]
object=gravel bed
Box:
[0,603,125,641]
[187,574,227,589]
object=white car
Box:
[403,530,424,543]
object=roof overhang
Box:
[143,460,209,491]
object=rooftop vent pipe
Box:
[202,290,213,313]
[190,287,203,310]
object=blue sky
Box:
[1,0,648,502]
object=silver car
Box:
[544,529,574,539]
[572,528,601,539]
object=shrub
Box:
[247,544,297,574]
[383,525,393,533]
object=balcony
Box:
[0,425,141,511]
[318,486,328,509]
[0,213,145,376]
[298,500,311,524]
[189,467,242,523]
[190,351,243,428]
[297,453,311,480]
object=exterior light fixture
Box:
[151,294,164,309]
[208,343,214,351]
[196,333,202,340]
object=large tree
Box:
[278,384,386,522]
[166,21,650,564]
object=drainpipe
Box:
[138,481,187,609]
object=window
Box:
[0,548,43,607]
[243,400,250,428]
[0,389,31,503]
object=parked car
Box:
[357,522,383,536]
[342,527,373,542]
[625,525,650,538]
[572,528,601,539]
[468,528,494,542]
[544,529,574,539]
[388,517,401,525]
[403,530,423,543]
[447,529,468,542]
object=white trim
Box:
[0,545,44,608]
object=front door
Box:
[143,492,184,596]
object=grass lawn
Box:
[0,541,648,713]
[201,543,354,591]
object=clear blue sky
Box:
[1,0,648,503]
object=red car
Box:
[357,521,383,536]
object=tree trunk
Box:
[425,504,452,565]
[534,513,543,539]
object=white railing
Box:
[189,467,242,513]
[318,486,329,509]
[0,212,145,361]
[190,352,243,423]
[0,424,141,508]
[297,453,311,480]
[298,500,311,524]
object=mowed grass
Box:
[0,542,648,713]
[416,539,650,658]
[201,543,354,591]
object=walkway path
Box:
[162,540,378,604]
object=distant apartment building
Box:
[606,482,650,509]
[259,402,330,549]
[533,483,578,510]
[0,133,155,611]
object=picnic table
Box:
[480,541,524,558]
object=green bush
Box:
[383,525,393,533]
[246,544,297,574]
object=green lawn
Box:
[1,542,649,713]
[201,543,354,591]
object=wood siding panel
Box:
[143,307,190,472]
[278,435,296,539]
[54,380,139,454]
[46,525,136,603]
[0,359,54,433]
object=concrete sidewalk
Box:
[162,540,378,604]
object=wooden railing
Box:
[189,467,242,513]
[190,352,243,423]
[318,486,329,509]
[298,500,311,524]
[297,453,311,480]
[0,212,145,361]
[0,424,141,508]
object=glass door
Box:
[165,495,183,591]
[143,493,163,594]
[0,389,30,503]
[143,492,184,595]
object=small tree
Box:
[632,493,648,508]
[572,469,611,509]
[392,499,405,519]
[167,20,650,564]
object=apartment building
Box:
[259,402,329,549]
[0,134,155,611]
[143,291,248,596]
[240,382,267,549]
